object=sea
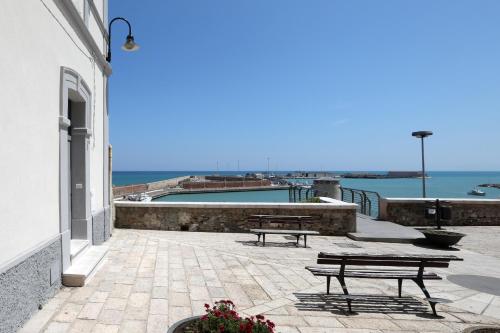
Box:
[112,171,500,202]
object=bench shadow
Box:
[412,238,461,251]
[235,240,306,248]
[294,292,434,317]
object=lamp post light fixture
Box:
[107,17,139,62]
[412,130,433,198]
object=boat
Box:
[468,188,486,196]
[127,193,152,202]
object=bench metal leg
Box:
[262,233,266,247]
[326,276,331,294]
[304,235,307,248]
[295,235,300,247]
[336,276,352,312]
[412,278,437,316]
[257,233,261,243]
[398,279,403,298]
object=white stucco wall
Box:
[0,0,108,268]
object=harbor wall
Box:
[113,184,148,197]
[114,201,357,236]
[181,179,271,190]
[112,176,190,197]
[147,176,191,191]
[379,198,500,226]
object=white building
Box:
[0,1,114,331]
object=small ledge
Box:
[70,239,89,260]
[63,245,108,287]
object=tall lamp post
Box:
[107,17,139,62]
[411,131,433,198]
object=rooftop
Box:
[21,227,500,333]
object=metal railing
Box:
[288,185,315,202]
[340,187,381,218]
[287,185,382,218]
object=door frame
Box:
[59,67,92,271]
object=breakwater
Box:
[112,176,190,197]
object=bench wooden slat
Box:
[306,267,442,280]
[318,252,462,262]
[248,220,315,223]
[250,229,319,235]
[249,215,314,219]
[317,258,450,268]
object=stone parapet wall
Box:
[379,198,500,226]
[114,201,357,236]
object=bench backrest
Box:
[317,252,462,268]
[247,215,318,224]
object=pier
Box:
[146,185,289,199]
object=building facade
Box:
[0,0,112,331]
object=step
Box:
[347,232,421,243]
[70,239,89,260]
[350,215,425,243]
[63,245,108,287]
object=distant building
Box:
[0,1,111,331]
[386,171,424,178]
[286,171,338,178]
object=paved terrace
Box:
[21,227,500,333]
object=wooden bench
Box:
[250,228,319,247]
[248,215,320,247]
[248,214,316,229]
[306,252,463,316]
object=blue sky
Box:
[109,0,500,171]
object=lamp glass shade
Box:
[412,130,433,138]
[122,35,139,52]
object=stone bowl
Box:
[420,229,465,247]
[463,326,500,333]
[167,315,201,333]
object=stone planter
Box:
[420,229,465,247]
[463,326,500,333]
[167,315,201,333]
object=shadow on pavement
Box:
[293,292,435,317]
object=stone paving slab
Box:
[19,227,500,333]
[348,214,424,243]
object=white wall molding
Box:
[55,0,112,76]
[88,0,109,41]
[0,234,61,275]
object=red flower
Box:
[256,314,264,320]
[204,303,210,308]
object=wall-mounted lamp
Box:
[107,17,139,62]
